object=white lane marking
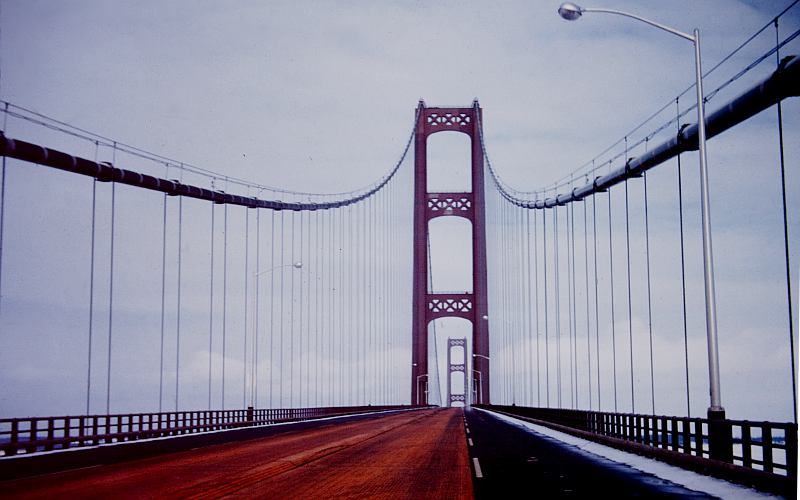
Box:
[473,457,483,478]
[468,438,474,446]
[465,427,470,434]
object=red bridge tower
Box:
[411,100,490,405]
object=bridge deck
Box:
[1,408,472,499]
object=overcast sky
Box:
[0,1,797,421]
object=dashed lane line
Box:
[472,457,483,478]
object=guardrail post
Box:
[708,409,733,463]
[787,424,798,478]
[246,406,254,426]
[9,420,19,456]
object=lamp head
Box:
[558,2,584,20]
[293,261,303,269]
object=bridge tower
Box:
[446,338,467,406]
[411,100,490,405]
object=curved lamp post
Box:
[558,2,727,458]
[473,369,483,405]
[254,261,303,277]
[416,373,429,406]
[249,261,304,407]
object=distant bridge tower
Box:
[411,100,490,405]
[447,338,467,406]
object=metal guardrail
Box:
[477,405,797,490]
[0,405,413,457]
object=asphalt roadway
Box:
[464,407,715,499]
[1,408,472,499]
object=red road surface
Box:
[1,408,472,499]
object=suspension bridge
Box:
[0,3,798,499]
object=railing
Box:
[478,405,797,481]
[0,405,412,457]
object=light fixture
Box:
[558,2,583,20]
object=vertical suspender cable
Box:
[177,173,184,411]
[506,202,512,402]
[517,207,524,403]
[592,194,601,410]
[269,210,276,408]
[501,201,507,402]
[369,197,375,404]
[555,206,562,407]
[521,207,528,404]
[526,210,534,406]
[583,197,592,410]
[570,199,579,408]
[383,189,389,403]
[363,201,369,404]
[333,208,338,404]
[499,200,505,402]
[279,211,285,407]
[515,205,520,403]
[254,209,261,407]
[243,207,249,409]
[643,172,656,414]
[339,206,345,404]
[607,191,618,412]
[775,19,797,424]
[534,209,541,406]
[0,103,8,315]
[345,206,351,403]
[157,164,167,413]
[516,206,521,404]
[379,193,384,403]
[355,202,362,404]
[343,206,349,404]
[105,145,117,414]
[87,144,99,414]
[512,204,518,403]
[304,210,310,406]
[326,208,330,406]
[505,203,510,403]
[427,234,439,405]
[315,210,321,407]
[222,200,228,409]
[290,212,296,407]
[362,201,368,404]
[499,200,510,404]
[327,208,332,406]
[624,176,635,413]
[351,204,356,404]
[86,144,99,414]
[302,210,307,407]
[208,200,215,410]
[298,211,304,407]
[566,202,574,408]
[307,210,313,406]
[543,209,550,407]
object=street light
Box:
[472,353,491,362]
[473,369,483,405]
[416,374,428,406]
[249,261,304,407]
[557,3,723,419]
[254,261,302,278]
